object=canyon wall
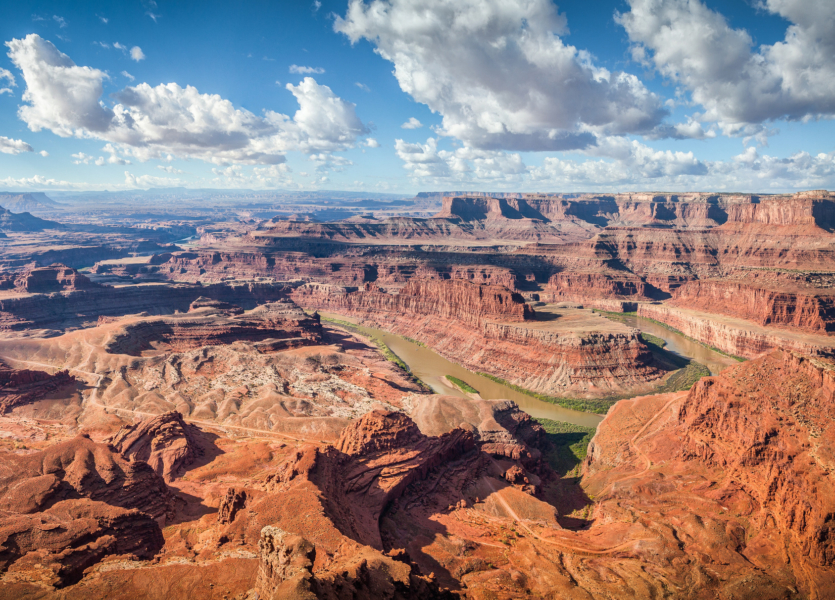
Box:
[294,279,663,398]
[638,303,835,359]
[670,279,835,334]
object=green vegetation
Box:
[319,315,431,390]
[639,332,666,348]
[637,315,746,362]
[593,308,746,362]
[446,375,479,394]
[533,417,597,477]
[403,336,426,347]
[476,373,617,414]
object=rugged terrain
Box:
[0,188,834,598]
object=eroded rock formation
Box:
[108,411,198,482]
[294,279,663,398]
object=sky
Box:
[0,0,834,194]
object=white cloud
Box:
[336,0,668,151]
[313,1,322,12]
[53,15,67,28]
[72,152,94,164]
[211,163,294,188]
[113,42,127,52]
[146,12,161,23]
[157,165,183,174]
[0,136,33,155]
[309,153,353,173]
[39,150,48,157]
[0,174,84,190]
[0,68,15,87]
[98,15,109,24]
[401,117,422,130]
[395,137,527,182]
[617,0,835,132]
[6,35,369,165]
[0,88,12,96]
[121,70,135,81]
[289,65,325,74]
[392,134,835,191]
[364,137,380,148]
[94,156,106,166]
[130,46,145,62]
[102,143,130,165]
[125,171,181,188]
[355,82,370,92]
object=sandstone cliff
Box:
[294,279,663,398]
[669,279,835,334]
[638,303,835,358]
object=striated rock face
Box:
[0,499,164,587]
[0,363,75,414]
[297,279,533,327]
[0,434,172,520]
[295,279,662,398]
[108,411,198,482]
[0,264,102,294]
[638,303,835,358]
[670,279,835,334]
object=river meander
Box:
[318,310,738,429]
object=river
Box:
[617,315,739,375]
[318,310,737,429]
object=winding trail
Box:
[482,469,647,556]
[597,393,684,497]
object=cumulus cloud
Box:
[113,42,127,51]
[125,171,181,188]
[39,150,48,157]
[0,67,16,94]
[6,35,369,165]
[0,136,33,154]
[395,138,527,182]
[401,117,422,130]
[157,165,183,174]
[211,163,294,188]
[72,151,94,164]
[309,153,353,173]
[0,174,83,190]
[617,0,835,132]
[392,134,835,191]
[364,137,380,148]
[336,0,668,151]
[130,46,145,61]
[289,65,324,74]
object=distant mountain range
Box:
[0,192,64,213]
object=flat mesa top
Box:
[491,305,633,335]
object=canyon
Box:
[0,188,833,598]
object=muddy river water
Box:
[319,311,738,428]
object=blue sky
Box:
[0,0,833,194]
